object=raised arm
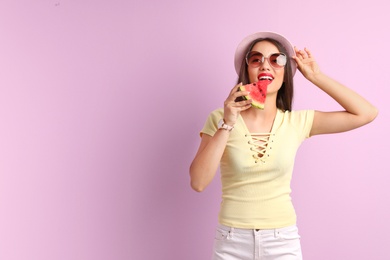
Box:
[293,47,378,136]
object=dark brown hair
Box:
[236,38,294,111]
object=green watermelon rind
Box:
[239,84,265,110]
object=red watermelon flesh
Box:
[239,81,270,109]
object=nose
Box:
[259,57,272,70]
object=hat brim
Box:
[234,31,297,76]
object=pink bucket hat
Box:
[234,31,297,76]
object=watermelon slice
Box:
[239,81,270,109]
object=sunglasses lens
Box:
[247,52,264,67]
[247,52,287,69]
[270,53,287,68]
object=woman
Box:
[189,31,378,260]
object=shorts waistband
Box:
[217,223,297,235]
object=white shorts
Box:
[212,224,302,260]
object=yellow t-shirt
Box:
[201,108,315,229]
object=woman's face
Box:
[247,40,285,94]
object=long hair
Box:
[236,38,294,111]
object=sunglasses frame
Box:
[245,51,287,70]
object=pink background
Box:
[0,0,389,259]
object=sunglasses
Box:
[246,51,287,69]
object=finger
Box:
[229,82,242,95]
[225,94,248,106]
[299,49,308,59]
[230,101,252,110]
[224,100,235,107]
[295,46,309,59]
[225,83,243,104]
[233,99,252,107]
[292,47,300,61]
[227,97,251,107]
[304,47,313,58]
[296,52,304,60]
[292,53,303,64]
[294,46,303,59]
[292,55,304,70]
[226,89,250,104]
[240,103,252,111]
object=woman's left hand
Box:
[293,47,321,80]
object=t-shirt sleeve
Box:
[200,109,223,137]
[294,110,315,141]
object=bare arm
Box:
[189,83,252,192]
[293,47,378,136]
[189,131,229,192]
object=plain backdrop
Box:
[0,0,389,259]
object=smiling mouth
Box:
[258,75,274,81]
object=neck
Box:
[242,102,278,122]
[241,104,278,133]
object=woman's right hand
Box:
[189,83,251,192]
[223,83,252,126]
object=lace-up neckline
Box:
[250,133,271,158]
[239,109,281,164]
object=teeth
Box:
[259,76,273,80]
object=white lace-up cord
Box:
[250,133,271,158]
